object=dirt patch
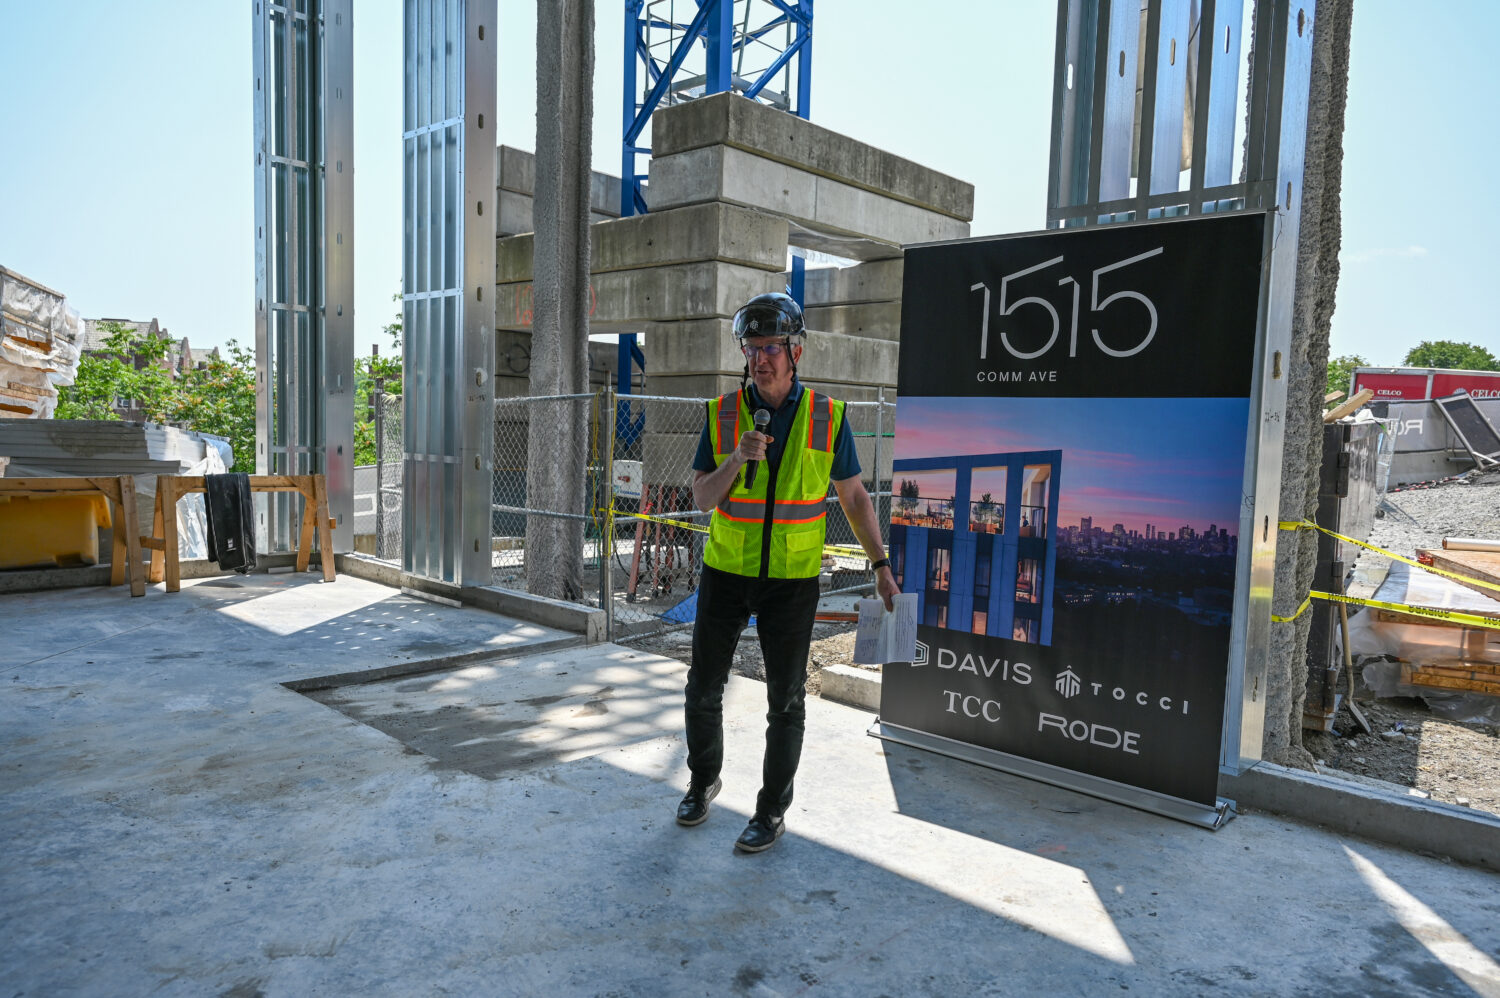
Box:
[1303,698,1500,815]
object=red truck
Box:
[1352,366,1500,402]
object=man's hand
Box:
[736,429,771,464]
[874,565,900,611]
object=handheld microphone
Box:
[744,408,772,488]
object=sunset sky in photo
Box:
[893,396,1248,536]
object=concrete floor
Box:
[3,575,1499,997]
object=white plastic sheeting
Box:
[1351,561,1500,723]
[0,266,84,418]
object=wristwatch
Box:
[871,558,890,571]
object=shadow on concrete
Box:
[877,744,1498,997]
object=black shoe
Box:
[675,777,722,826]
[734,812,785,853]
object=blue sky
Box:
[2,1,1495,366]
[894,396,1248,535]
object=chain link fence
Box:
[492,388,896,641]
[371,390,404,563]
[372,387,895,639]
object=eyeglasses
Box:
[741,342,790,359]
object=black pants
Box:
[685,565,821,817]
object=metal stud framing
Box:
[252,0,354,554]
[1046,0,1317,772]
[400,0,496,585]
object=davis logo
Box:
[913,640,930,667]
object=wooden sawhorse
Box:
[0,476,148,596]
[147,473,335,592]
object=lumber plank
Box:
[314,473,335,583]
[296,494,316,573]
[1406,672,1500,695]
[109,492,127,589]
[1418,547,1500,604]
[118,475,145,597]
[148,488,166,584]
[1324,388,1375,423]
[161,476,181,592]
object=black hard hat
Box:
[732,292,805,340]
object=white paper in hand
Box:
[852,592,918,664]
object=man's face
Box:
[743,336,800,399]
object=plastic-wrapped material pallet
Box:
[1351,560,1500,723]
[0,265,84,419]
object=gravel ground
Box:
[624,469,1500,818]
[1302,465,1500,817]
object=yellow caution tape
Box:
[605,508,871,562]
[1278,520,1500,595]
[610,507,710,535]
[1306,590,1500,631]
[1270,595,1313,623]
[1271,520,1500,629]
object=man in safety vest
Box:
[677,291,899,853]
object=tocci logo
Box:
[913,640,930,667]
[1055,667,1081,698]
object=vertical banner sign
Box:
[881,212,1268,819]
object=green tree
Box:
[1403,340,1500,372]
[1325,354,1366,399]
[56,324,259,472]
[353,298,404,466]
[898,478,920,518]
[171,340,257,473]
[55,322,178,421]
[976,490,995,526]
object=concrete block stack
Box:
[0,267,84,420]
[493,91,974,488]
[496,145,620,239]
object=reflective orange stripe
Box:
[716,496,827,524]
[717,497,766,522]
[771,497,827,523]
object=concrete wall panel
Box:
[649,146,968,249]
[497,145,619,216]
[804,302,902,341]
[651,92,974,220]
[497,189,618,239]
[803,259,905,306]
[497,261,782,333]
[497,203,789,284]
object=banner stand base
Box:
[869,719,1236,831]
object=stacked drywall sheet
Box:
[0,419,229,478]
[0,267,84,419]
[0,419,232,560]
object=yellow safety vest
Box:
[704,388,843,579]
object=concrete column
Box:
[1265,0,1354,766]
[527,0,594,601]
